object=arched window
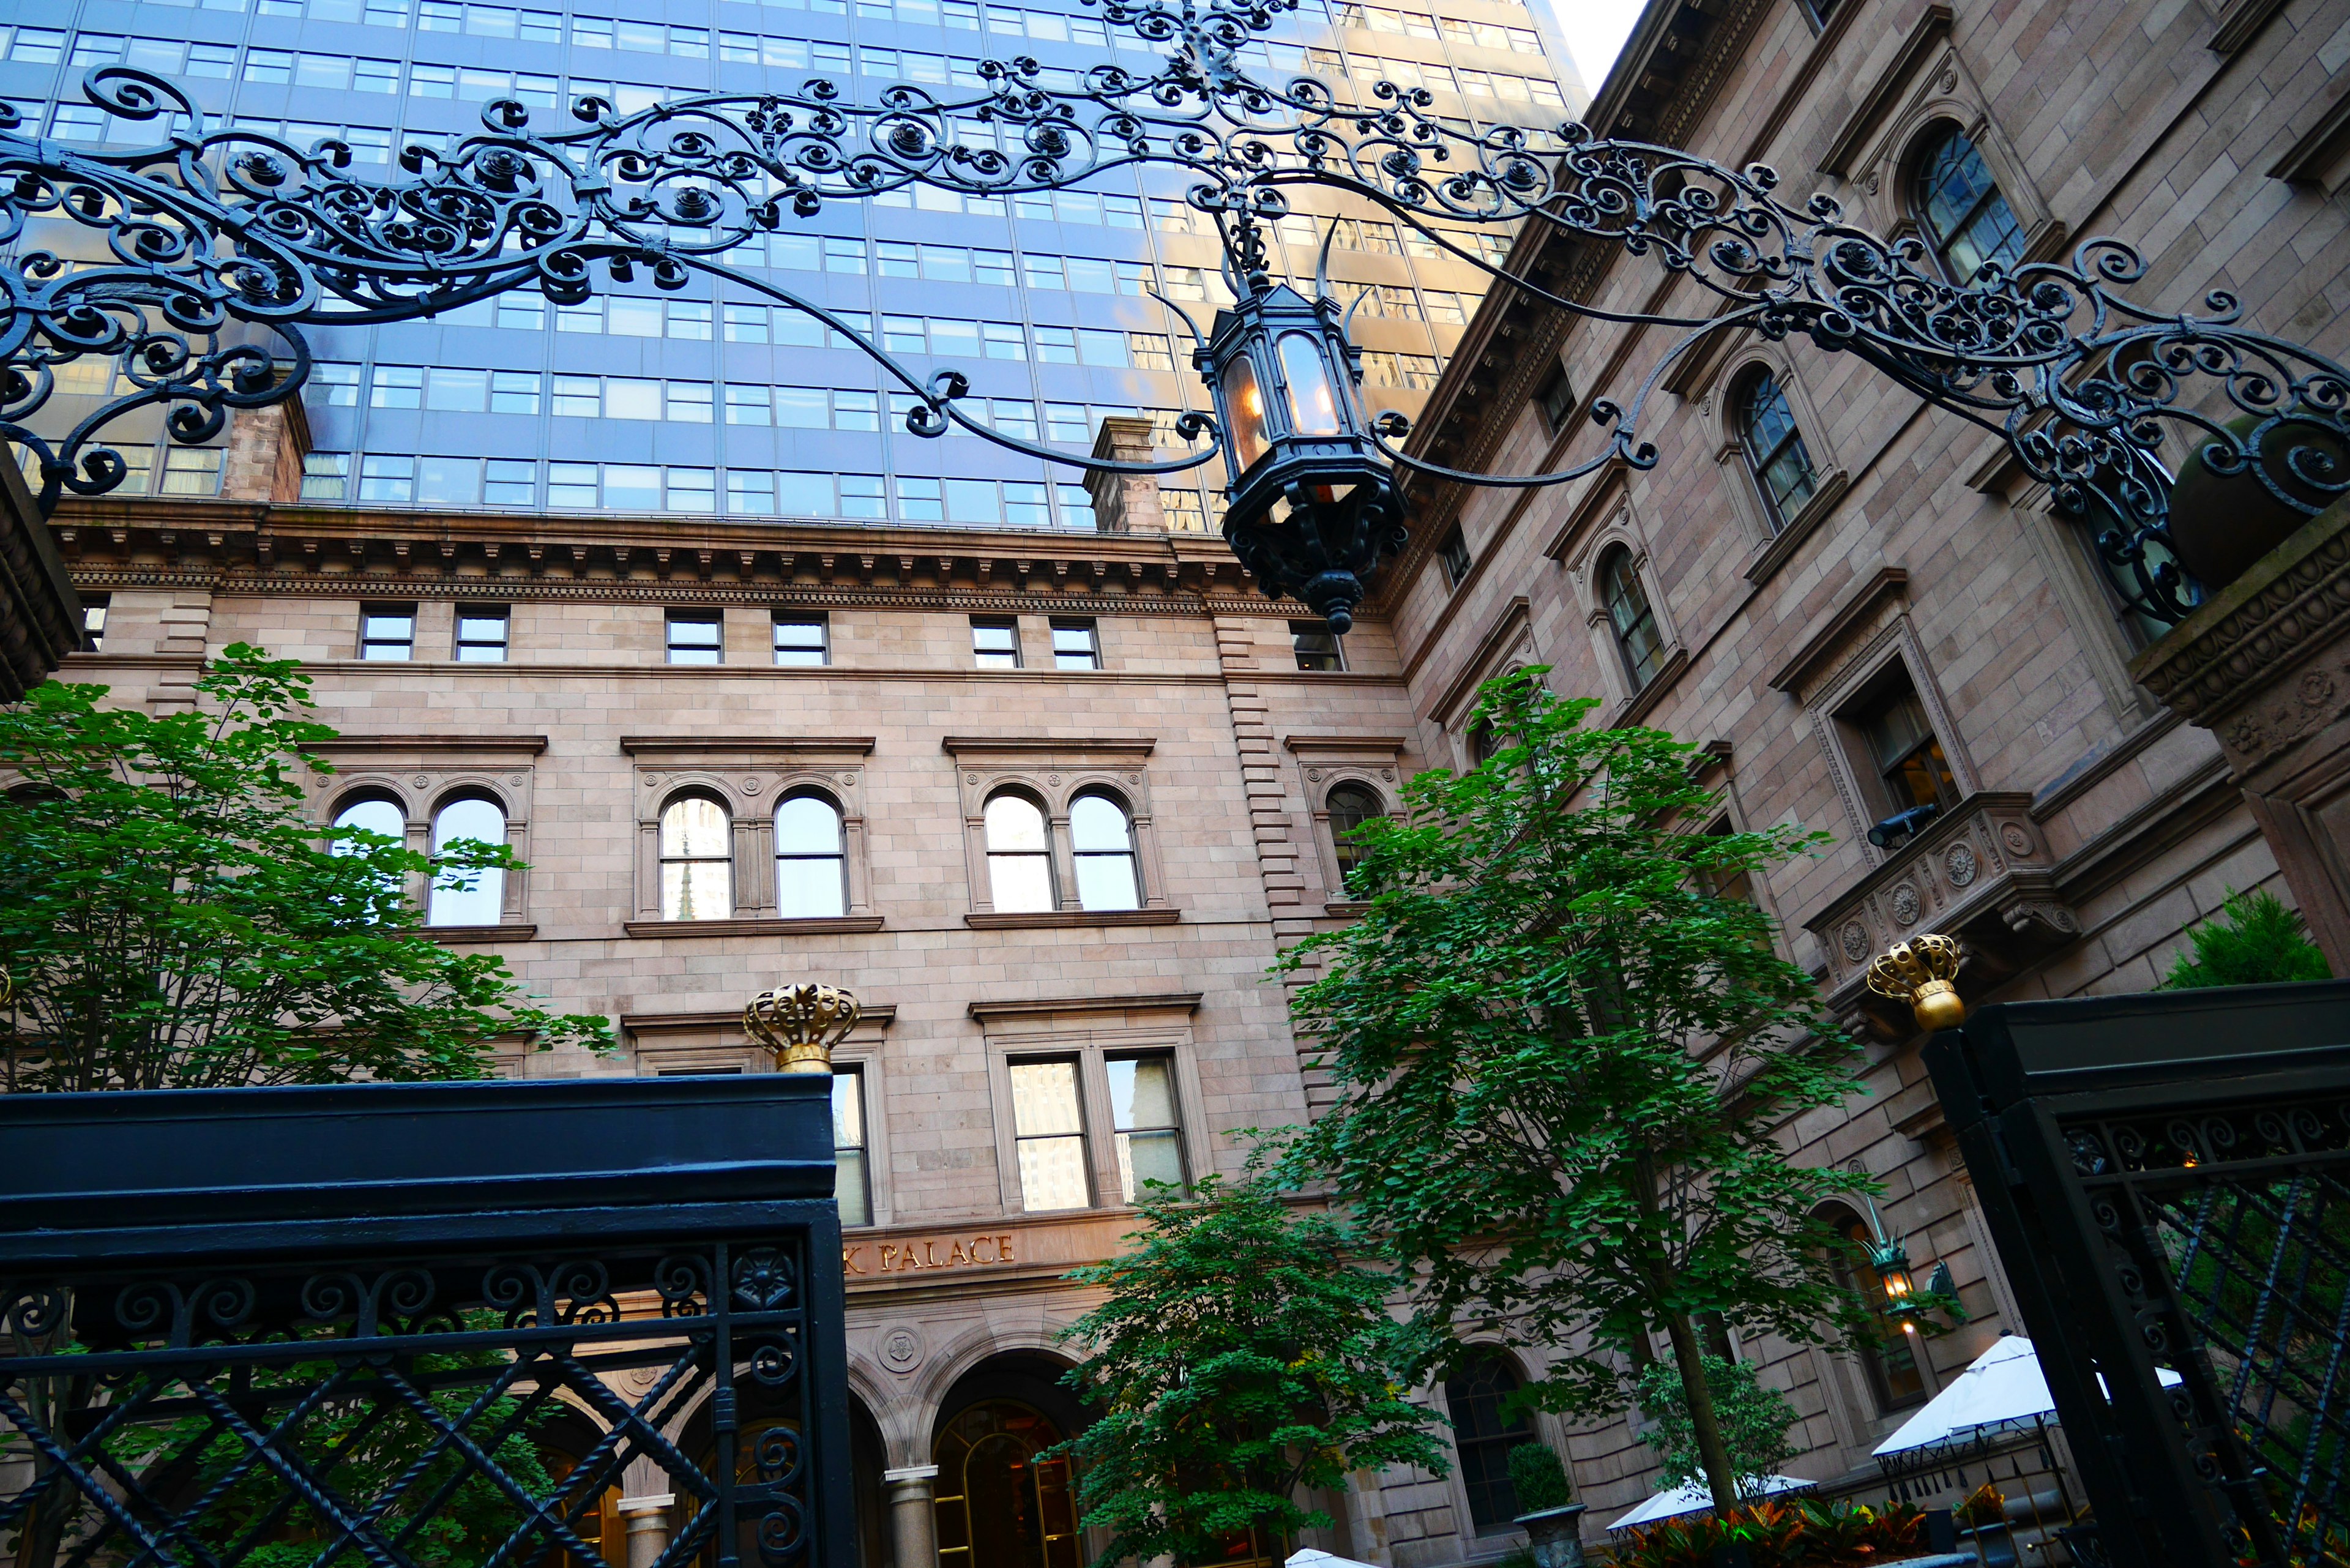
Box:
[428,796,507,927]
[1826,1208,1929,1412]
[1069,793,1140,912]
[1599,546,1666,689]
[1444,1355,1535,1534]
[774,791,847,919]
[331,796,408,917]
[1736,371,1819,529]
[660,793,733,920]
[1326,783,1386,888]
[984,793,1054,913]
[1912,124,2026,286]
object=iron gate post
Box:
[1923,979,2350,1568]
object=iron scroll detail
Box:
[0,0,2342,627]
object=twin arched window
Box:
[330,793,508,927]
[1598,546,1666,689]
[985,789,1141,913]
[1736,371,1819,529]
[658,789,849,921]
[1912,124,2026,286]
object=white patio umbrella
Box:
[1607,1474,1812,1531]
[1873,1334,2182,1458]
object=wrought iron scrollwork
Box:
[0,0,2343,625]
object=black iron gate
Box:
[1925,979,2350,1568]
[0,1074,856,1568]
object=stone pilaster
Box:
[2131,497,2350,969]
[1084,416,1167,533]
[882,1464,939,1568]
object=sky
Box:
[1551,0,1647,97]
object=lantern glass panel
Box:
[1222,351,1270,475]
[1280,331,1341,435]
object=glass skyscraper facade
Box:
[0,0,1584,529]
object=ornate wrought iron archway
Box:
[0,0,2341,628]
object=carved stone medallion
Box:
[880,1326,925,1374]
[1945,842,1977,888]
[1890,881,1922,927]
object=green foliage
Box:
[1632,1357,1797,1499]
[0,646,609,1089]
[1277,670,1878,1504]
[1506,1443,1574,1514]
[1616,1498,1925,1568]
[1053,1170,1451,1568]
[2163,889,2330,990]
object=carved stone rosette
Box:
[1806,791,2078,1039]
[743,982,862,1075]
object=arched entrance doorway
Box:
[933,1401,1080,1568]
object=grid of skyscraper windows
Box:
[0,0,1585,526]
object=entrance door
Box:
[933,1401,1080,1568]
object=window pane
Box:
[1069,794,1132,852]
[660,860,730,921]
[1108,1057,1175,1129]
[990,853,1052,912]
[1017,1134,1089,1210]
[1116,1127,1184,1200]
[778,851,848,918]
[1011,1060,1083,1136]
[985,794,1048,851]
[428,797,507,925]
[775,794,844,855]
[835,1143,871,1224]
[332,797,406,845]
[1073,852,1138,911]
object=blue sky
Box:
[1554,0,1646,95]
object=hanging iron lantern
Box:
[1196,278,1404,635]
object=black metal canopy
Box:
[0,0,2343,627]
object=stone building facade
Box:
[34,0,2350,1556]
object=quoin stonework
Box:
[13,0,2350,1551]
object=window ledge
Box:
[1740,466,1851,588]
[1613,646,1692,726]
[622,916,887,938]
[964,908,1181,930]
[1322,900,1371,918]
[423,923,539,944]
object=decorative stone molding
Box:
[1804,791,2078,1039]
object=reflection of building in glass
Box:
[0,0,1584,528]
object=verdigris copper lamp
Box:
[742,981,862,1074]
[1867,933,1967,1033]
[1196,272,1403,635]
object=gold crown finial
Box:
[743,982,862,1074]
[1866,934,1966,1033]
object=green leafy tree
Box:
[0,645,610,1089]
[2162,888,2330,990]
[1280,670,1878,1510]
[1053,1170,1451,1568]
[1632,1356,1799,1501]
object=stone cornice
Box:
[941,736,1155,757]
[621,736,876,757]
[2128,501,2350,725]
[966,991,1203,1020]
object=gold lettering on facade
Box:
[851,1234,1028,1275]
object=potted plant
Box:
[1956,1484,2017,1567]
[1507,1443,1586,1568]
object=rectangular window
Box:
[1128,334,1175,371]
[608,296,662,337]
[838,476,887,520]
[488,371,539,415]
[1032,326,1078,364]
[1162,490,1206,532]
[358,454,414,502]
[1009,1059,1089,1211]
[455,605,509,662]
[604,378,661,420]
[1056,483,1097,531]
[300,452,349,501]
[1292,621,1345,671]
[666,468,716,512]
[360,603,416,660]
[833,390,879,431]
[548,462,599,507]
[1851,678,1960,826]
[483,458,535,506]
[1109,1055,1183,1200]
[1051,619,1100,670]
[1537,365,1576,436]
[425,366,487,412]
[972,618,1020,669]
[551,376,600,417]
[81,594,108,653]
[823,237,867,275]
[729,471,778,515]
[1439,523,1472,587]
[1004,481,1050,528]
[666,610,723,665]
[983,322,1027,360]
[833,1069,871,1227]
[371,365,424,409]
[666,383,714,423]
[774,614,829,667]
